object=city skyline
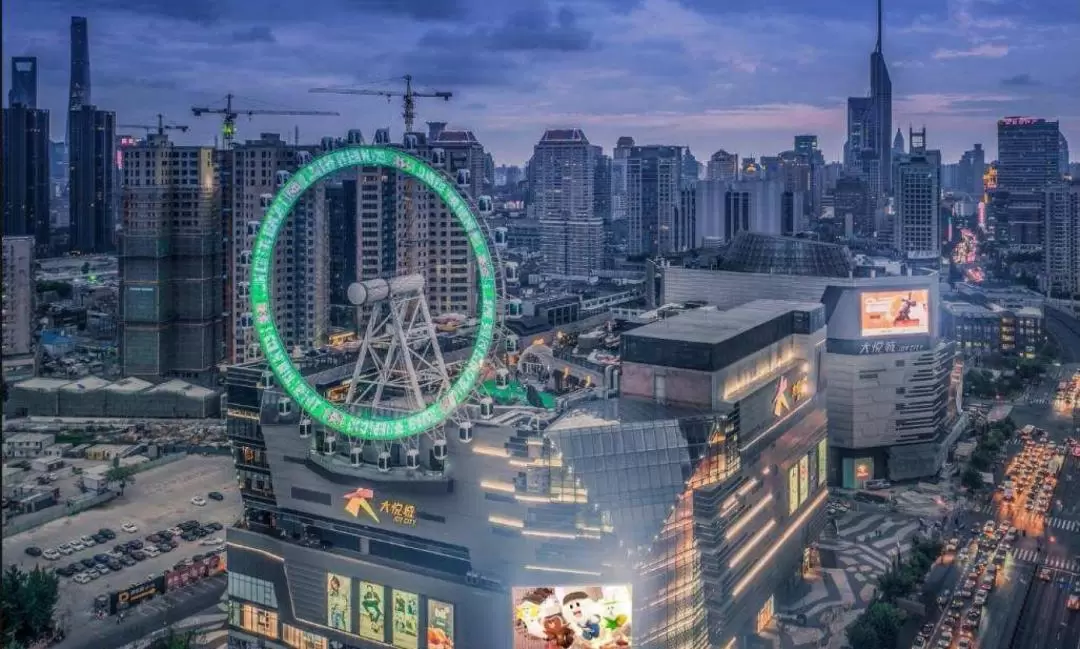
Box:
[2,0,1079,165]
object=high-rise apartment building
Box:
[1044,181,1080,298]
[997,117,1063,193]
[119,134,223,384]
[2,236,35,358]
[895,154,940,259]
[610,136,634,221]
[833,176,872,238]
[533,129,602,278]
[626,145,685,255]
[3,103,51,254]
[695,178,787,246]
[9,57,38,108]
[230,134,328,363]
[958,144,986,197]
[707,149,739,182]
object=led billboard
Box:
[427,599,455,649]
[512,585,632,648]
[859,290,930,338]
[817,439,828,488]
[326,573,352,633]
[391,589,420,649]
[798,456,810,506]
[358,581,386,642]
[787,465,799,515]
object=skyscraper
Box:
[895,154,941,259]
[119,134,223,384]
[706,149,739,182]
[532,129,602,278]
[3,102,51,254]
[997,117,1063,193]
[67,106,116,253]
[1044,181,1080,299]
[2,236,35,358]
[626,145,684,255]
[68,17,91,111]
[9,57,38,108]
[958,144,986,196]
[845,0,892,200]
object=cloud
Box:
[485,6,594,52]
[231,26,275,44]
[932,43,1009,59]
[345,0,470,22]
[1000,73,1038,87]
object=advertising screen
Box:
[165,552,224,591]
[358,581,386,642]
[859,290,930,337]
[787,464,799,514]
[391,589,420,649]
[427,599,455,649]
[817,438,828,488]
[807,448,818,494]
[110,575,167,614]
[512,585,632,648]
[798,456,810,506]
[326,573,352,633]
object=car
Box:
[80,558,96,568]
[25,546,43,557]
[120,556,136,567]
[131,550,148,561]
[58,544,73,555]
[146,534,162,544]
[182,533,197,542]
[201,537,224,546]
[129,539,144,550]
[208,491,224,501]
[157,543,173,553]
[913,635,926,648]
[42,549,61,561]
[69,541,85,552]
[180,520,200,530]
[106,560,122,572]
[206,522,223,532]
[951,598,964,609]
[65,563,80,574]
[79,535,96,546]
[55,566,74,577]
[73,573,92,585]
[98,528,116,539]
[936,639,950,649]
[121,522,138,534]
[107,551,124,561]
[144,546,160,558]
[1040,568,1053,581]
[86,569,100,580]
[91,534,107,545]
[93,553,111,564]
[191,496,207,507]
[95,564,110,575]
[167,527,184,537]
[958,637,972,649]
[165,539,178,549]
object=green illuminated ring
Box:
[250,146,497,441]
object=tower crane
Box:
[309,75,452,134]
[118,114,189,136]
[190,93,340,149]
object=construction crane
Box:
[309,75,452,134]
[118,114,189,136]
[190,93,340,149]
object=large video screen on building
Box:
[512,585,632,648]
[859,290,930,337]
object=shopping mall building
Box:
[224,299,829,649]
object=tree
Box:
[863,602,904,648]
[105,464,137,496]
[877,567,914,601]
[962,466,984,491]
[846,619,881,649]
[1,564,59,647]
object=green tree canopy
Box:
[962,466,985,491]
[1,564,59,647]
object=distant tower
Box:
[8,57,38,108]
[68,17,91,110]
[892,129,905,155]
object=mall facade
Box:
[223,299,830,649]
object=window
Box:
[228,572,278,608]
[282,625,328,649]
[229,603,279,639]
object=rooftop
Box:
[147,379,216,398]
[539,128,588,143]
[4,432,54,443]
[14,377,72,391]
[624,299,823,345]
[60,376,111,392]
[103,377,154,394]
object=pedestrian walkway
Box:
[1047,517,1080,533]
[1011,548,1080,572]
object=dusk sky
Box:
[3,0,1078,166]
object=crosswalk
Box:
[1010,548,1080,572]
[1048,517,1080,532]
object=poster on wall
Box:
[798,456,810,506]
[512,585,632,648]
[808,448,818,493]
[358,581,386,642]
[817,439,828,487]
[326,573,352,633]
[391,589,420,649]
[427,599,455,649]
[787,465,799,515]
[860,289,930,337]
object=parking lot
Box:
[2,455,240,624]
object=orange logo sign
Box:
[344,488,380,523]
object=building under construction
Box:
[119,133,223,385]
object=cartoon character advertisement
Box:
[426,599,455,649]
[326,573,352,633]
[391,589,420,649]
[358,581,385,642]
[512,585,632,649]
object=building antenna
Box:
[875,0,883,53]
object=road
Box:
[2,456,240,623]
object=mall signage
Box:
[826,336,932,356]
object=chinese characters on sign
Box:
[380,500,418,527]
[858,341,925,355]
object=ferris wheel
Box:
[250,146,502,469]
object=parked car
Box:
[191,496,207,507]
[80,558,96,569]
[43,549,61,561]
[121,522,138,534]
[73,573,91,585]
[207,492,224,501]
[25,546,43,557]
[131,550,148,562]
[120,556,136,567]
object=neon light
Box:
[729,520,777,568]
[250,146,497,440]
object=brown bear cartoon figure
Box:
[542,613,576,649]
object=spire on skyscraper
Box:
[875,0,883,53]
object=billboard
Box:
[787,464,799,515]
[817,438,828,488]
[164,552,225,591]
[359,581,386,642]
[512,585,632,648]
[798,456,810,506]
[326,573,352,633]
[807,448,818,494]
[427,599,455,649]
[110,575,167,614]
[859,290,930,337]
[391,589,420,649]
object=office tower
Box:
[707,149,739,182]
[895,154,941,259]
[9,57,38,108]
[119,134,223,384]
[845,0,892,200]
[68,17,90,111]
[223,299,828,649]
[833,176,872,237]
[794,135,821,161]
[680,147,701,186]
[1044,181,1080,298]
[67,106,116,253]
[958,144,986,196]
[593,149,613,267]
[611,136,634,220]
[626,145,683,255]
[892,128,905,155]
[230,134,328,363]
[2,236,35,358]
[1059,134,1070,178]
[3,103,51,254]
[533,129,601,277]
[695,178,786,245]
[997,117,1063,193]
